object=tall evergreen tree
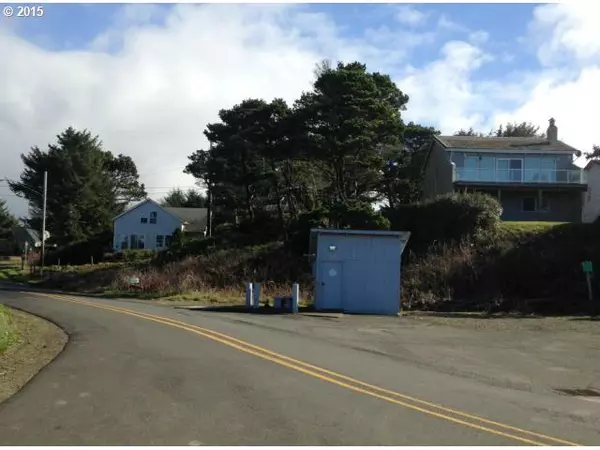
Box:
[294,61,409,205]
[0,199,16,240]
[9,127,146,245]
[160,188,207,208]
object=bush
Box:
[46,230,113,265]
[402,222,600,315]
[383,192,502,254]
[113,242,312,297]
[120,249,155,262]
[287,201,390,256]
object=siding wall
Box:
[451,151,576,171]
[314,233,403,315]
[113,202,181,251]
[583,165,600,223]
[494,190,582,222]
[422,142,455,198]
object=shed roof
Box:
[434,135,580,153]
[308,228,411,258]
[310,228,411,238]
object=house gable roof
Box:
[163,207,208,233]
[433,135,581,154]
[113,198,180,223]
[584,160,600,171]
[12,226,42,248]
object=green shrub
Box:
[121,249,155,262]
[402,222,600,315]
[286,202,389,256]
[46,230,113,265]
[329,200,391,231]
[383,192,502,254]
[287,207,331,256]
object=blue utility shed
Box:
[309,228,411,316]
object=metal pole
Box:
[208,183,213,237]
[41,170,47,276]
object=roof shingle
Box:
[434,135,579,153]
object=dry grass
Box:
[402,222,600,314]
[31,243,314,305]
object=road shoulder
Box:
[0,306,67,404]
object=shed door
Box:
[319,261,343,310]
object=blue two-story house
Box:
[421,119,587,222]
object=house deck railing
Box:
[454,168,587,185]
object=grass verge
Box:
[0,305,19,355]
[0,261,31,283]
[0,305,68,404]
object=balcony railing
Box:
[454,168,587,185]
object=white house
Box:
[113,198,208,251]
[582,160,600,223]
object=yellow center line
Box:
[30,292,580,447]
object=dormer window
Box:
[141,217,148,224]
[150,211,157,224]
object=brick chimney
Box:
[547,117,558,143]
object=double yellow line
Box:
[31,292,580,446]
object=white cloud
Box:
[468,30,489,46]
[400,2,600,164]
[2,2,600,217]
[437,14,469,33]
[398,41,493,133]
[488,67,600,155]
[0,4,433,216]
[395,5,429,27]
[528,2,600,67]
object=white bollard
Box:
[292,284,300,313]
[252,282,261,308]
[245,283,253,308]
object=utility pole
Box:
[207,181,213,238]
[40,170,47,276]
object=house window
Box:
[522,197,549,212]
[129,234,146,249]
[120,234,128,250]
[141,217,148,224]
[150,211,157,224]
[523,198,536,212]
[497,159,523,182]
[156,235,164,248]
[165,235,172,247]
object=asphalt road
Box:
[0,290,598,445]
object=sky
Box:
[1,1,599,217]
